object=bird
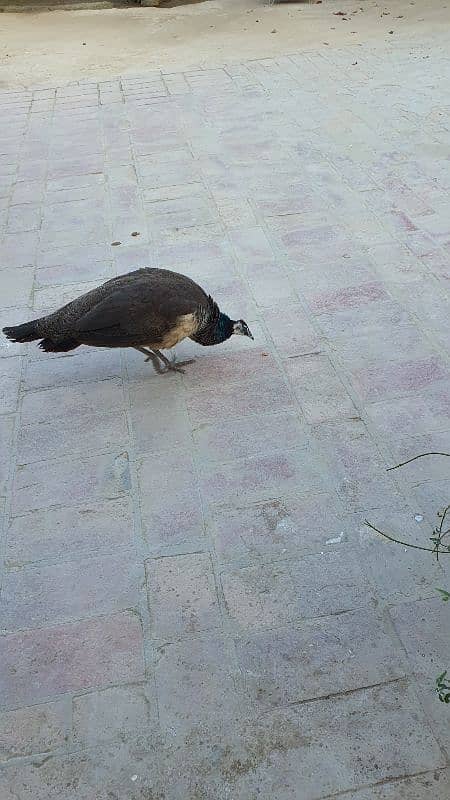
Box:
[2,267,253,374]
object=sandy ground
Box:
[0,0,449,88]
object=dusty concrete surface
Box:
[1,25,450,797]
[0,0,450,88]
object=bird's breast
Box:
[158,313,198,349]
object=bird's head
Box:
[192,307,254,346]
[232,319,254,339]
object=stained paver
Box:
[0,35,449,799]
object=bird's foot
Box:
[164,358,196,374]
[151,349,195,375]
[139,350,166,374]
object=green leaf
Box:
[437,670,448,684]
[436,589,450,602]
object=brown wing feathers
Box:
[2,268,218,353]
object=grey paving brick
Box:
[0,231,39,268]
[285,353,358,423]
[0,699,70,761]
[20,378,125,425]
[313,418,404,511]
[236,609,405,708]
[17,410,129,464]
[315,297,413,339]
[23,349,122,391]
[0,268,34,309]
[1,554,142,630]
[6,497,135,565]
[186,368,295,425]
[193,410,307,465]
[0,612,144,708]
[199,446,327,507]
[0,739,160,799]
[0,356,23,415]
[390,597,450,683]
[7,203,41,234]
[146,552,221,639]
[211,492,355,563]
[31,279,109,315]
[11,451,130,515]
[221,548,373,629]
[366,383,450,447]
[155,635,242,736]
[129,380,191,456]
[72,685,157,749]
[264,303,320,356]
[138,449,205,551]
[10,180,45,206]
[361,509,447,603]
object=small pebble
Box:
[111,241,121,246]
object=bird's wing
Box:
[74,288,174,346]
[45,269,214,347]
[72,270,212,346]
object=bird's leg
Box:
[152,349,195,375]
[134,347,166,374]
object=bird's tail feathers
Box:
[2,320,40,343]
[38,338,79,353]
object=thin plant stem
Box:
[438,505,450,537]
[387,452,450,472]
[364,519,450,555]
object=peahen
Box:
[2,268,253,374]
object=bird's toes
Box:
[173,358,195,370]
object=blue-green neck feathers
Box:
[191,307,234,346]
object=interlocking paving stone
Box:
[0,700,70,761]
[235,609,405,707]
[0,612,145,707]
[146,552,221,638]
[5,497,135,566]
[1,554,143,629]
[1,36,450,799]
[72,685,158,749]
[221,547,374,631]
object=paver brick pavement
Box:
[0,34,450,799]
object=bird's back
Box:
[42,268,211,341]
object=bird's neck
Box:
[192,311,234,346]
